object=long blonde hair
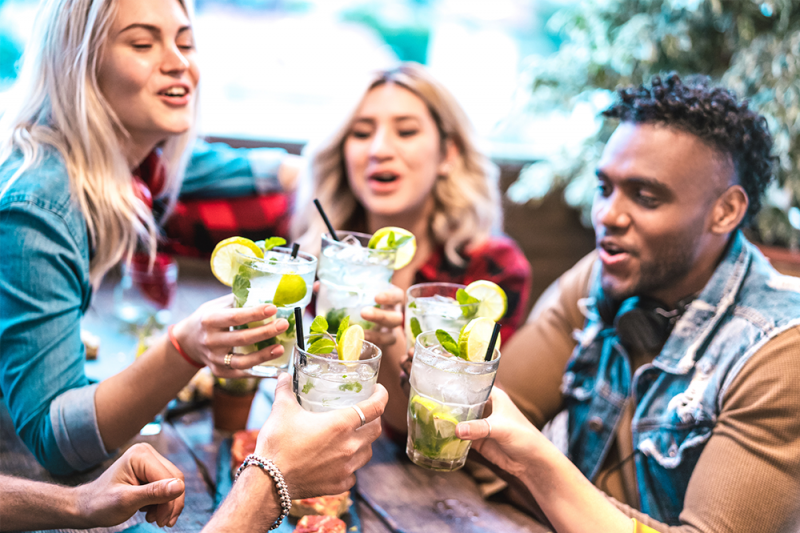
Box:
[291,62,501,266]
[0,0,195,286]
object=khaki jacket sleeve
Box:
[496,252,596,428]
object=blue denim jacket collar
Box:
[654,231,748,374]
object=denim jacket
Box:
[562,231,800,524]
[0,140,284,475]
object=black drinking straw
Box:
[294,307,305,351]
[313,198,340,241]
[485,322,501,362]
[290,242,300,259]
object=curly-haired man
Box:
[464,73,800,532]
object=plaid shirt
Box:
[415,237,531,340]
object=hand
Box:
[360,286,405,347]
[76,443,185,528]
[172,294,289,377]
[399,345,414,397]
[256,374,388,499]
[455,387,543,480]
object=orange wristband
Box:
[168,325,204,369]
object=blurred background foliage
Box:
[507,0,800,249]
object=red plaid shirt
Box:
[415,237,531,340]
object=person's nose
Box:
[161,43,190,76]
[593,192,631,232]
[369,127,394,162]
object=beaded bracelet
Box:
[234,454,292,530]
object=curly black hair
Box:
[602,73,774,224]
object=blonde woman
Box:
[292,63,531,432]
[0,0,386,505]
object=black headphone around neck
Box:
[596,290,690,355]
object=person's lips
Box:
[597,239,633,267]
[157,84,192,106]
[367,171,401,193]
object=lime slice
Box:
[273,273,308,307]
[210,237,263,286]
[433,413,459,439]
[439,438,470,460]
[368,226,417,270]
[410,395,439,425]
[464,280,508,321]
[458,317,500,362]
[338,324,365,361]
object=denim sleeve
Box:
[0,201,111,475]
[179,138,286,199]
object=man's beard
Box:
[601,237,696,303]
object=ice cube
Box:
[341,234,361,247]
[357,364,375,380]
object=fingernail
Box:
[456,423,470,438]
[167,479,182,493]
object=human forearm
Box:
[95,334,197,450]
[0,476,84,531]
[202,467,282,533]
[376,334,409,433]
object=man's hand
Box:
[455,387,543,481]
[76,443,186,528]
[256,373,388,499]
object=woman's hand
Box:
[360,286,405,347]
[172,294,289,377]
[76,443,185,529]
[256,374,388,499]
[455,387,543,480]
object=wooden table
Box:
[1,257,549,533]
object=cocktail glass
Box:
[316,231,396,332]
[405,282,476,351]
[231,247,317,377]
[406,330,500,472]
[114,252,178,326]
[292,338,382,412]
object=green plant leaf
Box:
[393,235,413,248]
[325,308,347,334]
[302,381,314,394]
[232,273,251,305]
[339,382,363,393]
[408,301,417,309]
[310,315,328,335]
[435,329,460,358]
[410,317,422,339]
[336,315,350,345]
[456,288,480,318]
[263,237,287,251]
[387,230,396,248]
[307,337,335,355]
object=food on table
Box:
[317,228,415,332]
[81,329,100,360]
[404,280,507,350]
[293,515,346,533]
[289,491,352,518]
[212,236,317,377]
[176,367,214,403]
[293,315,381,413]
[406,328,500,472]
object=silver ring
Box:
[224,353,234,370]
[484,418,492,438]
[352,405,366,428]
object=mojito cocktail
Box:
[231,247,317,377]
[292,337,382,412]
[316,231,396,331]
[406,330,500,471]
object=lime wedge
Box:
[273,273,308,307]
[338,324,365,361]
[458,317,500,362]
[433,413,459,439]
[410,395,439,425]
[464,280,508,321]
[210,237,263,287]
[368,226,417,270]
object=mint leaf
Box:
[284,312,296,336]
[255,337,278,351]
[307,337,335,355]
[408,301,417,309]
[393,235,413,248]
[325,308,347,334]
[263,237,287,251]
[232,274,251,305]
[410,317,422,339]
[310,315,328,335]
[339,382,363,393]
[456,288,480,318]
[387,231,396,248]
[435,329,460,358]
[336,315,350,345]
[302,381,314,394]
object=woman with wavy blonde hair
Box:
[0,0,304,478]
[292,63,531,431]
